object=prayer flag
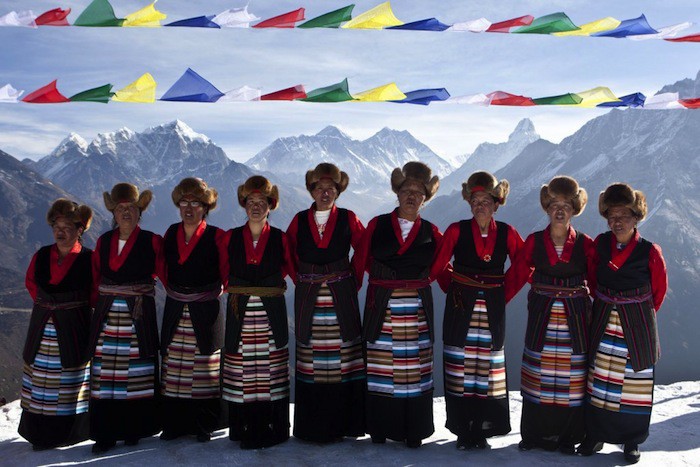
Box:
[342,2,403,29]
[392,88,450,105]
[69,84,114,103]
[0,84,24,103]
[554,17,621,36]
[160,69,224,102]
[112,73,157,103]
[352,83,406,101]
[0,11,37,28]
[301,79,354,102]
[35,8,71,26]
[486,15,534,33]
[597,92,646,108]
[74,0,124,27]
[123,2,166,28]
[486,91,535,106]
[299,5,354,29]
[165,16,220,28]
[220,85,262,102]
[513,13,579,34]
[261,85,307,100]
[388,18,450,32]
[593,15,657,38]
[253,8,305,28]
[22,80,69,103]
[213,7,259,28]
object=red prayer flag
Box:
[253,8,305,28]
[486,15,534,33]
[261,85,307,101]
[22,80,70,104]
[679,98,700,108]
[665,34,700,43]
[35,8,71,26]
[486,91,536,106]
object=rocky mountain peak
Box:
[316,125,350,139]
[508,118,539,143]
[49,132,88,158]
[657,70,700,98]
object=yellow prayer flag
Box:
[342,1,403,29]
[123,2,166,27]
[554,17,621,36]
[574,87,621,108]
[112,73,157,103]
[352,83,406,102]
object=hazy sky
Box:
[1,0,699,163]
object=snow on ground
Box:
[1,382,698,466]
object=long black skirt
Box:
[445,395,510,440]
[18,411,89,449]
[228,399,290,449]
[293,380,366,442]
[366,392,434,442]
[520,400,585,449]
[161,397,227,439]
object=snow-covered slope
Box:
[1,382,698,466]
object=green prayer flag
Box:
[69,84,115,103]
[513,13,579,34]
[301,79,354,102]
[74,0,125,27]
[533,93,583,105]
[298,5,354,29]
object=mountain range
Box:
[1,71,700,399]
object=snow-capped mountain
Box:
[424,75,700,386]
[440,118,540,195]
[246,126,454,216]
[28,121,309,234]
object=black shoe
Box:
[624,444,641,464]
[371,435,386,444]
[124,438,139,446]
[518,440,535,451]
[32,444,51,451]
[473,438,490,450]
[559,443,576,455]
[576,440,603,456]
[197,432,212,443]
[92,440,116,454]
[406,439,422,448]
[456,436,470,450]
[159,431,179,441]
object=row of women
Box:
[18,161,667,464]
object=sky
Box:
[1,0,700,164]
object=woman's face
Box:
[312,179,338,211]
[52,217,82,250]
[245,193,270,223]
[547,196,574,228]
[470,191,497,223]
[397,181,426,219]
[178,196,206,227]
[607,206,637,240]
[114,202,139,230]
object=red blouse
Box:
[430,219,524,294]
[25,242,84,301]
[594,230,668,311]
[354,209,445,288]
[156,221,230,289]
[507,225,596,303]
[285,204,365,284]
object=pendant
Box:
[483,254,492,262]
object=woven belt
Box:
[532,283,589,298]
[452,271,504,289]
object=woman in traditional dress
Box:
[222,176,293,449]
[286,163,366,443]
[158,178,228,442]
[430,171,523,450]
[509,176,595,454]
[355,161,442,448]
[577,183,667,464]
[19,199,93,450]
[89,183,162,453]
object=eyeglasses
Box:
[398,189,426,199]
[313,186,337,195]
[178,200,203,208]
